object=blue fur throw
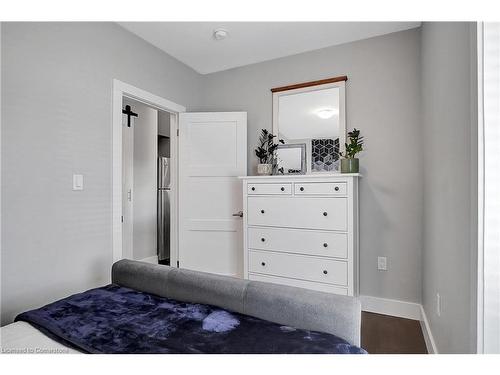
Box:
[15,284,367,354]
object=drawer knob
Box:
[261,262,266,267]
[281,187,285,191]
[323,270,328,275]
[261,238,266,242]
[334,186,339,191]
[300,187,304,191]
[251,187,256,191]
[261,209,265,214]
[323,212,328,216]
[323,243,328,248]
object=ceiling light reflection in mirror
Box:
[278,87,340,142]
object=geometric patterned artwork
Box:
[311,138,340,172]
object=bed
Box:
[1,259,365,354]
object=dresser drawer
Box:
[249,250,348,286]
[294,182,347,196]
[248,273,348,295]
[248,183,292,195]
[247,196,347,231]
[248,227,347,258]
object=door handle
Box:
[232,210,244,218]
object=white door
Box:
[122,113,134,260]
[178,112,247,277]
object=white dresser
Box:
[240,174,359,296]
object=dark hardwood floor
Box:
[361,312,428,354]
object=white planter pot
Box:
[257,163,273,175]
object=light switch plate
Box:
[377,256,387,271]
[73,174,84,191]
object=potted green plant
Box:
[340,128,364,173]
[255,129,284,175]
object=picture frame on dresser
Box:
[275,143,306,175]
[239,174,359,297]
[271,76,347,174]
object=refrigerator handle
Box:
[157,191,164,255]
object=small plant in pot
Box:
[255,129,284,175]
[340,128,364,173]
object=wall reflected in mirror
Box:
[272,78,346,173]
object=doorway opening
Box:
[112,79,185,267]
[121,98,174,265]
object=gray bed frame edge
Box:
[111,259,361,346]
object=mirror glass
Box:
[273,81,345,173]
[278,87,340,141]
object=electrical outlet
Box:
[377,256,387,271]
[436,293,441,317]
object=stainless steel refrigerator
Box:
[157,157,170,264]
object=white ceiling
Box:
[119,22,421,75]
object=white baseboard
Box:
[419,306,438,354]
[360,295,438,354]
[360,295,422,320]
[139,255,158,264]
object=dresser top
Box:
[239,173,361,180]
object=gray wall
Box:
[200,29,423,303]
[0,22,202,325]
[421,22,477,353]
[158,110,171,137]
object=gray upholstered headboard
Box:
[112,259,361,346]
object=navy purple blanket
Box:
[15,284,367,354]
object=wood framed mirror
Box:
[272,76,347,173]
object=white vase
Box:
[257,163,272,175]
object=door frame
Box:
[476,22,500,354]
[112,79,186,265]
